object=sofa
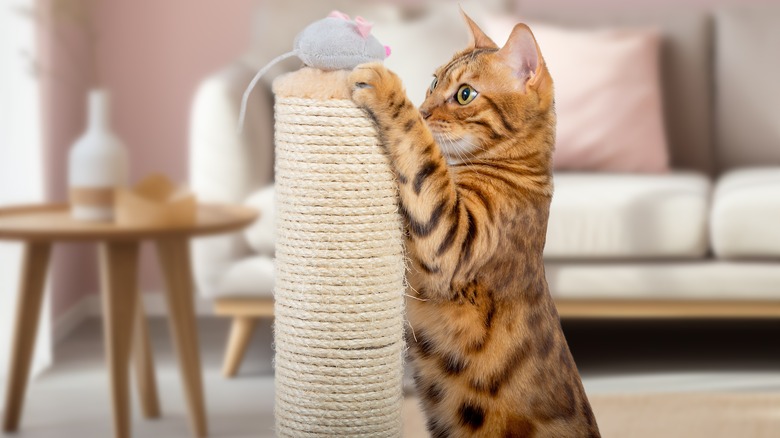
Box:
[189,0,780,375]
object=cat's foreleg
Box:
[350,63,485,298]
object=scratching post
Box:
[272,68,406,437]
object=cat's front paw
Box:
[349,62,404,115]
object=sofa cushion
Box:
[546,262,780,300]
[711,168,780,258]
[243,185,275,256]
[545,173,710,259]
[715,6,780,170]
[214,256,275,298]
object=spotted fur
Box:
[349,11,600,438]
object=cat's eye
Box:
[456,85,478,105]
[430,77,438,93]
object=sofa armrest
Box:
[189,61,274,298]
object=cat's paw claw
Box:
[349,62,399,110]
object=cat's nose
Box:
[420,109,431,119]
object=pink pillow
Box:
[483,17,670,173]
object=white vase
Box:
[68,89,129,221]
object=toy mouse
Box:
[238,10,391,132]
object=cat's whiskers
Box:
[406,281,422,296]
[455,133,485,157]
[432,132,460,166]
[444,132,476,168]
[441,133,463,166]
[405,319,418,343]
[446,134,466,164]
[404,293,429,302]
[461,142,483,165]
[404,281,428,302]
[435,132,457,162]
[453,134,478,166]
[452,133,486,167]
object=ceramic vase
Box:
[68,89,128,221]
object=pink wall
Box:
[48,0,254,317]
[41,5,99,319]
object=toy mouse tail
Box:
[237,50,298,134]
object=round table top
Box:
[0,203,258,242]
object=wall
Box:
[49,0,254,318]
[1,0,52,385]
[44,4,96,323]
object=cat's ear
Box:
[460,8,498,50]
[497,24,544,89]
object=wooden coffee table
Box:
[0,203,257,438]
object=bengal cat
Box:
[348,11,600,438]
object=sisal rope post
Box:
[272,69,406,437]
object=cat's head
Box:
[421,10,554,162]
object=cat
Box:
[348,10,600,438]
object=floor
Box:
[3,317,780,437]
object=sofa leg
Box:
[222,317,257,378]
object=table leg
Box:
[2,242,51,433]
[100,241,140,438]
[156,238,207,438]
[133,292,161,419]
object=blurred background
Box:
[2,0,780,436]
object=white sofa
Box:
[189,1,780,375]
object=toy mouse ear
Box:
[354,16,373,38]
[328,10,350,20]
[460,6,497,50]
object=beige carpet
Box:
[403,393,780,438]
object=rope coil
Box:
[274,95,406,437]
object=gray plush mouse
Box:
[238,10,390,131]
[296,10,390,70]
